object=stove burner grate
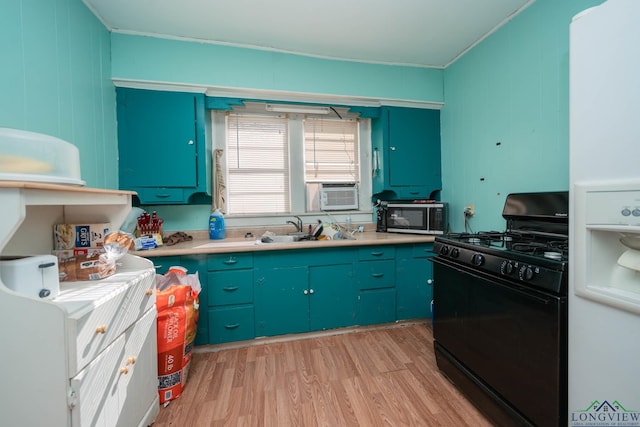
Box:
[443,231,568,261]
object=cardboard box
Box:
[53,223,111,250]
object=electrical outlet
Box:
[464,204,475,217]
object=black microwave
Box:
[377,201,447,235]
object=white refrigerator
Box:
[569,0,640,426]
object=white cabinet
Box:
[0,182,159,427]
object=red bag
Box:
[155,267,200,404]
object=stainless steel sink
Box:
[287,231,311,240]
[261,234,307,243]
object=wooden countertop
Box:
[133,231,436,257]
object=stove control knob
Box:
[519,265,535,281]
[471,253,485,266]
[440,245,449,256]
[450,248,460,258]
[500,261,515,275]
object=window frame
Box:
[211,105,372,227]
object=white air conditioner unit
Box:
[318,183,358,211]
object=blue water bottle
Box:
[209,209,226,240]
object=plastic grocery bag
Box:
[155,266,201,405]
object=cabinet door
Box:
[117,88,202,190]
[254,266,309,336]
[309,264,356,331]
[387,107,441,190]
[358,288,396,325]
[372,106,441,199]
[396,256,434,320]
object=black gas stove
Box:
[434,229,568,295]
[432,191,569,427]
[435,191,569,296]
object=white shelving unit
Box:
[0,182,159,427]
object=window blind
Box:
[226,113,289,214]
[304,117,359,182]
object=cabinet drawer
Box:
[147,256,182,274]
[355,259,395,289]
[358,245,395,261]
[208,270,253,306]
[61,258,156,376]
[412,244,435,258]
[395,186,432,200]
[207,253,254,271]
[136,187,186,203]
[209,305,255,344]
[71,307,157,427]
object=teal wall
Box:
[2,1,607,233]
[111,34,445,231]
[0,0,117,189]
[111,33,444,104]
[441,0,604,232]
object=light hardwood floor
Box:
[154,322,494,426]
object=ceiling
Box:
[83,0,533,68]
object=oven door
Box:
[432,257,567,427]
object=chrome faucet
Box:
[286,216,303,232]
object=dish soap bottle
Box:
[209,209,226,240]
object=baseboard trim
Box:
[194,319,430,354]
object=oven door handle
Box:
[431,257,561,305]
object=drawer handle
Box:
[223,258,238,265]
[371,273,385,278]
[224,323,240,330]
[145,289,153,296]
[95,325,107,334]
[38,262,56,269]
[127,356,137,365]
[223,286,239,292]
[370,251,384,257]
[120,367,129,375]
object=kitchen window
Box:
[211,102,371,221]
[226,113,290,214]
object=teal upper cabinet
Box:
[371,106,441,200]
[116,88,211,205]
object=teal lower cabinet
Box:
[309,264,357,331]
[358,288,397,325]
[395,244,435,320]
[143,241,433,345]
[254,248,356,338]
[254,265,309,336]
[147,256,182,274]
[209,305,255,343]
[355,245,396,325]
[207,253,254,344]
